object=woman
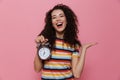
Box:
[34,4,97,80]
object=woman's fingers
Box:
[44,39,48,43]
[82,42,98,49]
[35,37,40,43]
[40,35,45,43]
[88,42,98,47]
[41,39,48,45]
[35,35,48,44]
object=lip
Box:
[56,22,63,26]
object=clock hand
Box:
[43,51,45,56]
[43,48,45,56]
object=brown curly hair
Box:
[39,4,81,49]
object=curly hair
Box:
[39,4,81,49]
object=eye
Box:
[60,13,65,17]
[52,16,56,19]
[60,15,64,17]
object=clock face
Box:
[38,47,51,60]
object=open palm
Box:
[82,42,98,49]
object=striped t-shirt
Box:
[41,38,80,80]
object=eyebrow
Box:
[52,13,64,17]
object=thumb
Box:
[45,39,48,42]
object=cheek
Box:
[52,20,56,26]
[52,21,57,29]
[63,18,67,24]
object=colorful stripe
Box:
[41,38,80,80]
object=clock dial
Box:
[38,47,51,60]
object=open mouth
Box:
[56,22,63,27]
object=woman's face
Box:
[51,9,67,33]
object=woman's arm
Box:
[72,42,97,78]
[72,55,79,78]
[72,48,86,78]
[34,50,43,72]
[34,35,48,72]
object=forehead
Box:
[51,9,65,16]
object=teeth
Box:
[57,23,62,25]
[57,22,62,26]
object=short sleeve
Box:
[72,44,80,58]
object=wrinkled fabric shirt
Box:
[41,38,80,80]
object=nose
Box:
[56,16,61,21]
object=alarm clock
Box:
[37,42,51,60]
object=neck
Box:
[56,32,64,39]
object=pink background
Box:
[0,0,120,80]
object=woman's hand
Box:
[73,42,98,78]
[35,35,48,44]
[82,42,98,49]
